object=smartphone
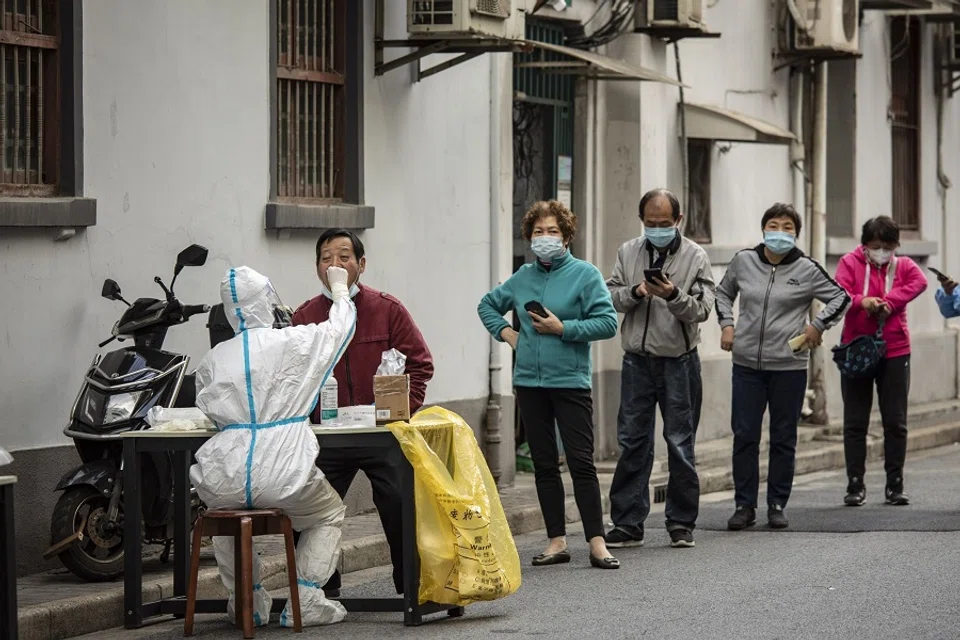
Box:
[928,266,950,282]
[524,300,549,318]
[644,268,665,283]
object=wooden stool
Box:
[184,509,302,638]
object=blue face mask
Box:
[644,225,677,249]
[531,236,566,262]
[763,231,796,255]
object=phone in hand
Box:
[928,266,951,283]
[644,268,665,284]
[524,300,549,318]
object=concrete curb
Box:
[18,420,960,639]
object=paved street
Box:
[80,445,960,640]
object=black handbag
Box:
[832,254,897,379]
[831,324,886,379]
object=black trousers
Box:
[841,355,911,485]
[515,386,606,541]
[312,444,406,594]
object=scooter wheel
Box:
[50,486,125,582]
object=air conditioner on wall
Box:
[639,0,705,29]
[784,0,860,55]
[408,0,527,39]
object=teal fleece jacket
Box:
[477,252,618,390]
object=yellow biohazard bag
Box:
[386,407,521,606]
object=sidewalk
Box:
[17,400,960,640]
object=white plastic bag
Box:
[0,446,12,467]
[145,406,215,431]
[376,349,407,376]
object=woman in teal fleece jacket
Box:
[478,200,620,570]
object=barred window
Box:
[686,139,712,243]
[277,0,345,202]
[890,16,920,231]
[0,0,59,196]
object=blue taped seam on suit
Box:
[297,578,324,589]
[241,328,257,508]
[307,317,357,417]
[223,416,308,431]
[254,612,262,626]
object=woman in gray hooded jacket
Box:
[714,203,850,531]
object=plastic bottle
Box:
[320,375,338,424]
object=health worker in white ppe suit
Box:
[189,265,357,627]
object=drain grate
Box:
[652,482,668,504]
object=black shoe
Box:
[669,529,695,548]
[604,527,644,548]
[844,477,866,507]
[531,549,571,566]
[885,485,910,506]
[767,505,789,529]
[323,588,341,599]
[727,505,756,531]
[589,554,620,569]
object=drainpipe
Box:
[790,70,806,231]
[485,55,504,484]
[808,62,829,425]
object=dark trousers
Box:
[841,355,910,485]
[731,364,807,509]
[318,445,406,594]
[515,386,606,541]
[609,350,702,533]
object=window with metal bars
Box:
[276,0,344,202]
[0,0,60,197]
[890,16,920,232]
[686,139,711,243]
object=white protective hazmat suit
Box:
[189,265,356,627]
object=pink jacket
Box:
[834,247,927,358]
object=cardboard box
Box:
[374,374,410,423]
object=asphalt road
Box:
[82,445,960,640]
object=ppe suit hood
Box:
[221,266,281,332]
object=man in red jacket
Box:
[292,229,434,597]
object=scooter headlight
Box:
[103,391,146,425]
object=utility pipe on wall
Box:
[789,70,806,237]
[485,55,504,484]
[808,61,829,425]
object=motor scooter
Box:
[44,245,211,581]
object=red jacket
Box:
[292,284,434,423]
[835,247,927,359]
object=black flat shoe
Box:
[531,550,571,566]
[589,554,620,570]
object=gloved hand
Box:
[327,266,350,302]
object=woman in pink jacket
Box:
[834,216,927,507]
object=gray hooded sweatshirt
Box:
[607,233,716,358]
[715,245,851,371]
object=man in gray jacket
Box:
[604,188,716,549]
[715,203,850,530]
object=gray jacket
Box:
[606,234,716,358]
[715,245,851,371]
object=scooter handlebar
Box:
[182,304,211,319]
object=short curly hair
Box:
[520,200,578,243]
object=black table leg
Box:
[1,484,17,640]
[123,441,144,629]
[400,453,422,627]
[172,451,191,615]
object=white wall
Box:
[0,0,496,451]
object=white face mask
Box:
[867,247,894,266]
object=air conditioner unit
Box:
[786,0,860,55]
[408,0,526,40]
[640,0,705,29]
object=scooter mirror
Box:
[102,279,122,301]
[176,244,208,269]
